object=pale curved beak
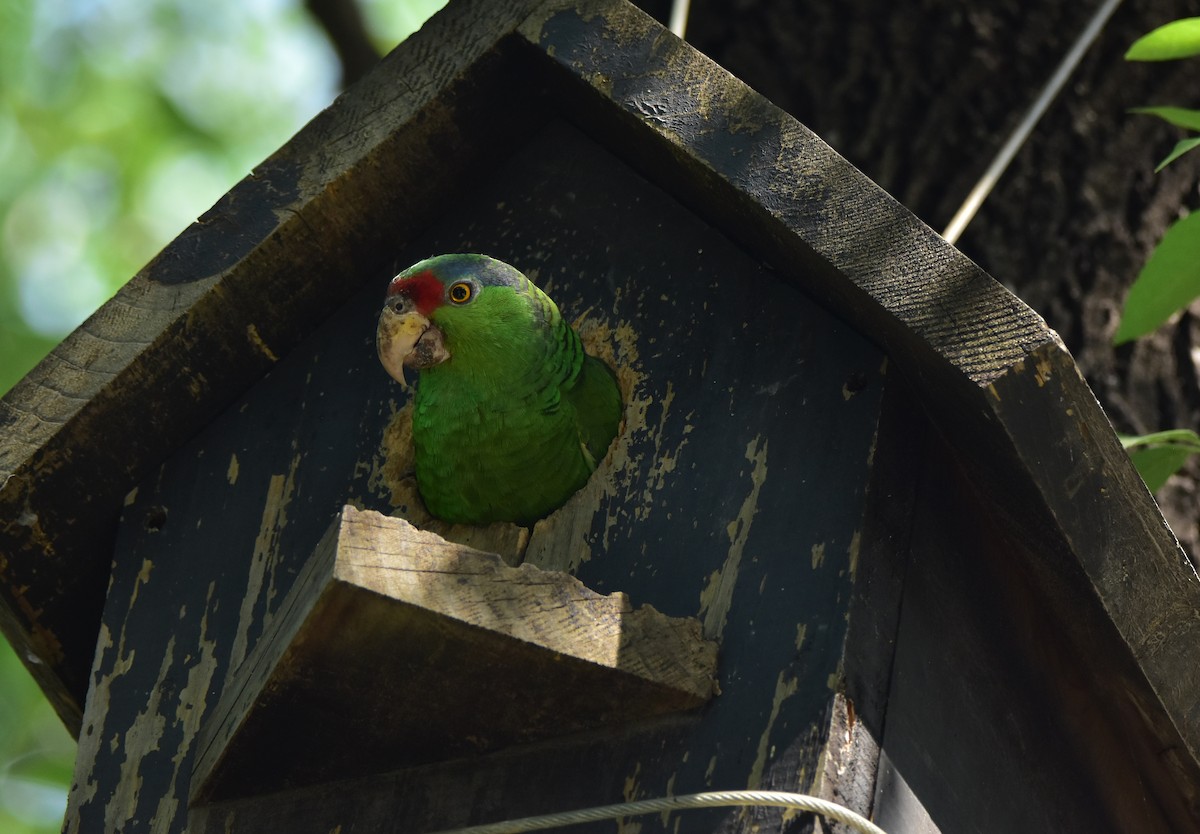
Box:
[376,307,449,385]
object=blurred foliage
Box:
[0,0,443,830]
[1119,17,1200,489]
[0,640,75,834]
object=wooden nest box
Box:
[2,1,1199,832]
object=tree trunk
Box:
[681,0,1200,557]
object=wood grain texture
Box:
[878,430,1189,833]
[0,0,549,729]
[67,117,886,833]
[192,506,717,802]
[519,0,1200,801]
[14,0,1200,829]
[519,0,1055,384]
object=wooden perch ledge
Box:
[191,506,718,804]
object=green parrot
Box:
[376,254,622,525]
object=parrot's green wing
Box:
[567,354,623,468]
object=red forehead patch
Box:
[386,270,443,316]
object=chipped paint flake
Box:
[698,436,768,640]
[660,773,677,826]
[104,634,175,832]
[67,577,223,832]
[1034,355,1054,387]
[619,763,644,834]
[151,582,220,828]
[246,323,279,362]
[810,542,826,570]
[748,669,799,789]
[65,623,132,830]
[129,559,154,608]
[847,531,862,580]
[229,455,299,671]
[226,453,239,486]
[525,315,681,573]
[366,401,417,510]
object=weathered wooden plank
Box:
[977,344,1200,829]
[193,708,884,834]
[812,374,925,829]
[66,118,887,832]
[518,0,1200,799]
[190,717,705,833]
[0,0,550,729]
[878,430,1187,832]
[518,0,1054,383]
[19,0,1198,829]
[192,507,717,802]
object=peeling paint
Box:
[810,542,826,570]
[246,323,279,362]
[65,623,128,830]
[660,772,677,826]
[367,402,416,510]
[129,559,154,608]
[1034,355,1053,387]
[230,456,299,671]
[70,577,222,832]
[186,372,207,401]
[619,762,644,834]
[227,453,239,486]
[847,530,861,580]
[748,669,799,788]
[698,436,768,640]
[151,582,220,829]
[525,314,673,573]
[105,635,175,832]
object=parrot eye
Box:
[447,282,474,304]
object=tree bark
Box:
[305,0,382,87]
[681,0,1200,556]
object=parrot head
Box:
[375,253,622,525]
[376,254,537,385]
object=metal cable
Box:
[669,0,691,38]
[427,789,887,834]
[941,0,1124,244]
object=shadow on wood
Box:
[0,0,1196,832]
[192,506,717,803]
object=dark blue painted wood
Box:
[72,121,883,834]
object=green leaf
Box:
[1120,429,1200,450]
[1120,430,1200,492]
[1129,446,1193,492]
[1126,17,1200,61]
[1114,211,1200,343]
[1154,135,1200,171]
[1129,106,1200,132]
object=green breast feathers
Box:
[376,254,622,525]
